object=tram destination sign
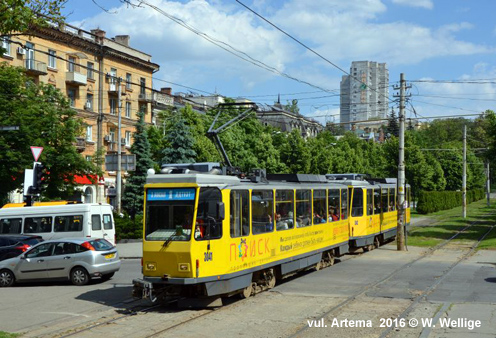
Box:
[147,188,196,201]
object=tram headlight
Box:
[145,262,156,271]
[178,263,190,272]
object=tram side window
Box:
[296,190,311,227]
[328,189,340,222]
[0,218,22,234]
[367,189,374,215]
[276,190,294,231]
[351,188,363,217]
[195,187,223,240]
[54,215,83,232]
[24,216,53,233]
[252,190,274,234]
[381,188,388,213]
[389,188,396,211]
[373,189,381,214]
[230,190,250,237]
[341,189,348,220]
[313,190,326,224]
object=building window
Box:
[126,73,132,89]
[86,125,92,142]
[110,98,117,115]
[85,155,92,162]
[125,131,131,146]
[109,129,115,151]
[68,56,76,72]
[86,94,93,111]
[1,38,10,56]
[67,88,76,107]
[87,62,94,80]
[140,77,146,95]
[139,104,147,114]
[125,101,131,118]
[48,50,56,69]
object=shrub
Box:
[114,213,143,240]
[416,189,485,214]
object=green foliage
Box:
[162,113,197,165]
[416,189,485,214]
[114,213,143,240]
[0,0,65,36]
[122,111,154,219]
[0,64,98,201]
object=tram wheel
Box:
[315,261,323,271]
[240,283,253,299]
[374,236,380,249]
[268,275,276,289]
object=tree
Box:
[0,0,65,36]
[0,64,97,202]
[162,113,197,165]
[122,111,155,219]
[280,129,310,173]
[386,108,399,137]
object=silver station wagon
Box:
[0,238,121,287]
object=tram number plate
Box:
[204,252,213,262]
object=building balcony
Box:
[75,137,86,152]
[25,59,48,76]
[138,92,153,102]
[66,71,87,86]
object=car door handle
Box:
[63,256,71,260]
[37,259,44,263]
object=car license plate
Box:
[105,253,115,259]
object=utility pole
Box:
[486,161,490,206]
[394,73,410,251]
[116,76,123,214]
[462,125,467,218]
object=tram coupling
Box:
[132,278,157,302]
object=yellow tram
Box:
[133,165,410,301]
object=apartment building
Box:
[340,61,389,130]
[1,23,160,205]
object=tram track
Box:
[286,215,495,338]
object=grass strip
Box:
[407,199,496,248]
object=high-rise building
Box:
[340,61,389,130]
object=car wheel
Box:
[70,267,90,286]
[0,269,15,287]
[101,272,115,281]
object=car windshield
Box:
[145,188,196,241]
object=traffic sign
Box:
[30,146,44,161]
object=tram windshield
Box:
[145,188,196,241]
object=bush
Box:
[114,213,143,240]
[416,189,485,214]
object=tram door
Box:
[348,187,365,239]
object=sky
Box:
[61,0,496,125]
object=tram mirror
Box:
[216,202,225,220]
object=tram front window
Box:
[145,188,196,241]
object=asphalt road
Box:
[0,259,142,334]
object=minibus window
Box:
[55,215,83,232]
[91,215,102,231]
[0,218,22,234]
[24,217,52,233]
[103,214,113,230]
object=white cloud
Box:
[392,0,433,10]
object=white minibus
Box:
[0,203,116,245]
